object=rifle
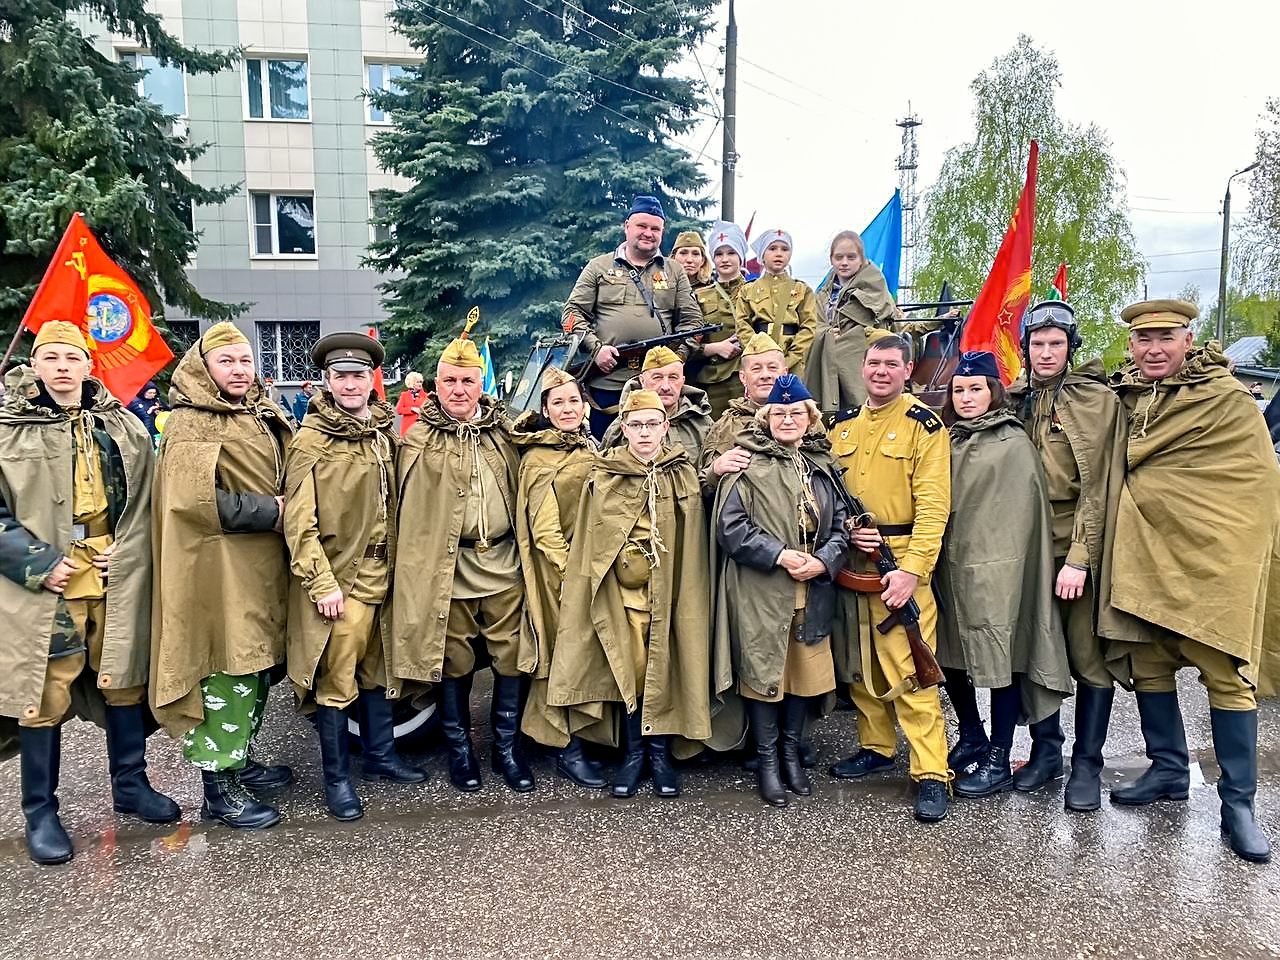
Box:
[830,478,944,689]
[567,324,721,379]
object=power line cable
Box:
[737,55,836,104]
[1144,247,1222,258]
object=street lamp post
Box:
[1217,160,1262,345]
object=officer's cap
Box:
[1121,299,1198,331]
[311,331,384,372]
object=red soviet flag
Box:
[366,326,386,400]
[959,140,1038,384]
[21,212,174,403]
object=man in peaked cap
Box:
[563,196,704,437]
[392,337,532,793]
[1098,299,1280,863]
[283,331,425,822]
[600,345,714,455]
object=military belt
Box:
[458,531,513,551]
[363,542,389,560]
[878,523,913,538]
[70,520,110,540]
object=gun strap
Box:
[622,262,670,336]
[857,594,920,702]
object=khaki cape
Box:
[600,378,714,456]
[805,261,898,412]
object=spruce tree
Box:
[0,1,241,342]
[367,0,716,370]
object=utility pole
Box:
[1217,160,1261,345]
[720,0,738,221]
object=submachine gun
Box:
[829,476,944,690]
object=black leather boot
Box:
[830,748,895,779]
[238,748,294,793]
[19,726,73,865]
[1065,684,1114,812]
[944,667,989,777]
[1014,710,1065,792]
[557,736,606,788]
[779,696,812,797]
[647,735,680,798]
[315,706,363,821]
[357,689,427,783]
[201,769,280,829]
[490,673,535,793]
[1110,691,1190,805]
[914,778,949,823]
[437,676,481,792]
[954,744,1014,798]
[105,704,181,823]
[1210,708,1271,863]
[746,699,787,808]
[612,707,647,798]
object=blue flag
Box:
[815,190,904,300]
[480,337,498,397]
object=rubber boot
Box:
[1014,710,1065,792]
[490,673,535,793]
[779,696,812,796]
[201,769,280,829]
[105,704,181,823]
[19,726,73,865]
[1064,684,1114,812]
[1210,708,1271,863]
[437,676,481,792]
[954,744,1014,798]
[745,699,787,808]
[1110,691,1190,805]
[612,707,647,798]
[647,736,680,798]
[557,736,606,789]
[357,689,427,783]
[315,706,363,821]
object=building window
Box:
[257,321,321,382]
[250,192,316,257]
[121,52,187,117]
[370,191,396,244]
[246,58,310,120]
[366,62,408,123]
[164,319,200,357]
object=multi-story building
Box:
[80,0,417,392]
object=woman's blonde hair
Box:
[754,399,822,435]
[404,371,424,389]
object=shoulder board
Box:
[828,406,860,427]
[905,405,943,433]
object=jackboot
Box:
[357,689,427,783]
[315,706,363,821]
[557,736,606,789]
[490,673,535,793]
[201,769,280,829]
[1013,710,1065,792]
[1110,691,1190,805]
[647,736,680,798]
[437,676,481,792]
[19,726,73,865]
[745,699,787,808]
[779,696,812,796]
[1210,708,1271,863]
[105,704,181,823]
[612,707,647,798]
[1064,684,1114,812]
[954,744,1014,798]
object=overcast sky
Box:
[680,0,1274,308]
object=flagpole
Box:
[3,211,86,376]
[0,325,28,376]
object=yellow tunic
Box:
[734,274,819,381]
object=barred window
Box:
[257,321,320,382]
[165,319,200,357]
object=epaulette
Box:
[905,404,943,433]
[826,406,860,429]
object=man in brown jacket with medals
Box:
[393,337,530,793]
[284,332,425,822]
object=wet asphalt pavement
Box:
[1,673,1279,960]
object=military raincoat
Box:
[806,262,898,412]
[600,378,714,456]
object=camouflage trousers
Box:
[181,671,270,772]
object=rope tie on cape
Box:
[71,408,97,494]
[455,419,490,547]
[1135,381,1160,439]
[639,461,667,567]
[788,448,815,554]
[371,428,392,522]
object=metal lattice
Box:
[896,110,922,299]
[165,320,200,358]
[257,321,320,381]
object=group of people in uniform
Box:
[1,196,1277,870]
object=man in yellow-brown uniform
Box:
[827,329,952,823]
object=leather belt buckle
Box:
[70,523,88,540]
[363,543,388,560]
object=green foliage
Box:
[366,0,715,373]
[913,35,1144,366]
[0,0,242,344]
[1202,288,1280,350]
[1243,97,1280,293]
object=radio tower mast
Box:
[896,110,921,299]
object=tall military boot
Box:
[490,672,535,793]
[201,769,280,829]
[357,689,427,783]
[611,706,647,798]
[646,735,680,798]
[745,699,787,808]
[19,726,73,865]
[779,696,812,797]
[437,675,481,792]
[944,667,989,777]
[1110,691,1190,805]
[1064,684,1114,812]
[1210,708,1271,863]
[1013,710,1065,792]
[104,704,181,823]
[315,705,363,821]
[557,737,606,789]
